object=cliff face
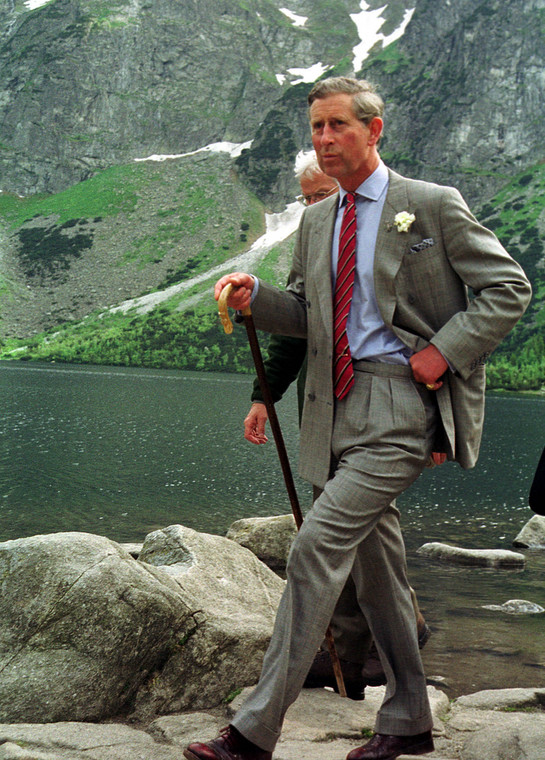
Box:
[3,0,543,201]
[237,0,545,209]
[364,0,545,204]
[0,151,264,336]
[0,0,362,195]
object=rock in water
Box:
[417,542,526,568]
[482,599,545,614]
[226,513,297,573]
[513,515,545,548]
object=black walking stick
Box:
[218,283,347,698]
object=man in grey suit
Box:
[245,150,432,702]
[185,77,531,760]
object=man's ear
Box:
[368,117,383,145]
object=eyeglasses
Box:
[296,186,338,206]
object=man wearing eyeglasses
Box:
[296,153,339,207]
[243,151,337,445]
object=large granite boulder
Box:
[132,524,285,720]
[226,514,297,573]
[0,526,285,724]
[417,542,526,568]
[0,532,193,723]
[513,515,545,548]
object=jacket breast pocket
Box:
[396,245,454,321]
[401,245,445,284]
[409,238,435,254]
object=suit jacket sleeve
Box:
[394,184,532,380]
[251,334,308,404]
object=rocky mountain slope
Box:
[237,0,545,210]
[0,0,544,388]
[0,0,368,195]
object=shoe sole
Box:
[379,743,434,759]
[183,743,272,760]
[349,737,434,760]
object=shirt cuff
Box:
[250,276,259,302]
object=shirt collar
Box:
[338,160,388,205]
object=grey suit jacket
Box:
[251,169,532,488]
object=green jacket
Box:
[251,334,308,425]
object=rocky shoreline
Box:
[0,684,544,760]
[0,515,544,760]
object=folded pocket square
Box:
[410,238,435,253]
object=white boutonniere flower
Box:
[394,211,416,233]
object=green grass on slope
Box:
[0,152,265,338]
[0,164,147,229]
[477,163,545,390]
[3,160,545,392]
[1,301,266,374]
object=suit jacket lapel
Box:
[309,197,338,340]
[374,170,413,329]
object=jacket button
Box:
[408,294,415,304]
[307,392,316,402]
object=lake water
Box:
[1,360,544,697]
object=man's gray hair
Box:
[294,150,322,180]
[308,76,384,124]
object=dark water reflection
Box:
[0,362,312,540]
[0,361,544,697]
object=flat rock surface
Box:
[1,686,545,760]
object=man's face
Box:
[299,173,338,206]
[309,93,382,190]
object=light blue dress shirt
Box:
[332,160,412,365]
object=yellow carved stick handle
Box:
[218,283,234,334]
[217,282,251,334]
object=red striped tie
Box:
[333,192,357,400]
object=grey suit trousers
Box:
[231,362,437,751]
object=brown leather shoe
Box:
[303,649,366,700]
[184,725,272,760]
[346,730,434,760]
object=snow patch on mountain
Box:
[286,62,330,85]
[134,141,253,163]
[23,0,53,9]
[276,1,415,86]
[280,8,307,27]
[351,2,415,71]
[107,202,304,316]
